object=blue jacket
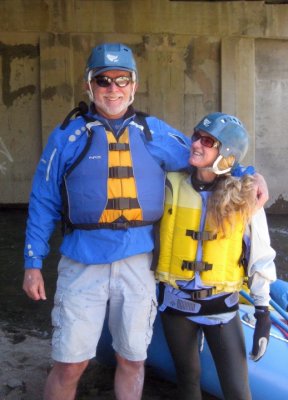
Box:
[24,108,191,268]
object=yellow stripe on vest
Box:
[99,129,143,223]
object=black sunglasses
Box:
[93,75,132,88]
[192,131,219,148]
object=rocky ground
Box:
[0,321,218,400]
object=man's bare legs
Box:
[44,354,145,400]
[114,353,145,400]
[43,360,89,400]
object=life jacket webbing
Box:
[158,283,239,316]
[60,104,157,232]
[106,198,139,210]
[181,260,213,272]
[108,166,134,178]
[66,219,155,231]
[186,230,216,241]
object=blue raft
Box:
[96,279,288,400]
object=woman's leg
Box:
[161,312,202,400]
[204,313,251,400]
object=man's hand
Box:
[23,269,47,301]
[254,173,269,209]
[250,307,271,362]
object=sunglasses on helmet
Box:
[192,131,219,148]
[93,75,132,88]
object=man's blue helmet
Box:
[85,43,138,81]
[194,112,249,174]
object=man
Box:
[23,43,268,400]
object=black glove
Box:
[250,306,271,362]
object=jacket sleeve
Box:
[24,126,66,269]
[145,117,191,171]
[247,208,277,306]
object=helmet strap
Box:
[211,155,232,175]
[198,155,232,175]
[87,70,94,102]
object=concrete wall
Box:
[0,0,287,212]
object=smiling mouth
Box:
[105,96,122,101]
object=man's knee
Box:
[115,353,144,372]
[50,360,89,384]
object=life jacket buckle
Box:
[181,260,213,271]
[110,221,130,229]
[186,230,216,241]
[187,288,213,300]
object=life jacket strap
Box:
[109,143,130,151]
[180,287,214,300]
[109,166,134,178]
[65,219,155,231]
[158,283,239,316]
[186,229,216,241]
[106,198,139,210]
[181,260,213,272]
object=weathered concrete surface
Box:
[0,0,287,212]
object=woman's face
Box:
[189,130,219,169]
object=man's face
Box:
[89,70,137,119]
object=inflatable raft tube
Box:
[96,281,288,400]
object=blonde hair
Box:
[207,174,256,237]
[217,155,235,172]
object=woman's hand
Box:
[253,173,269,209]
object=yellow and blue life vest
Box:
[62,115,166,230]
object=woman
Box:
[156,113,276,400]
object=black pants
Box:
[161,311,251,400]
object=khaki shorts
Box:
[51,253,157,363]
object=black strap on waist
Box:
[109,166,134,178]
[106,198,139,210]
[109,143,130,151]
[181,287,214,300]
[158,283,239,316]
[186,230,216,241]
[181,260,213,272]
[65,219,155,231]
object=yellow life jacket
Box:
[156,172,246,294]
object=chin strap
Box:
[198,155,232,176]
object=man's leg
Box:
[43,360,89,400]
[109,253,156,400]
[114,354,144,400]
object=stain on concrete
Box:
[41,83,73,101]
[45,33,70,48]
[184,39,219,112]
[41,59,58,70]
[184,38,219,78]
[0,42,39,107]
[131,40,147,58]
[58,34,71,48]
